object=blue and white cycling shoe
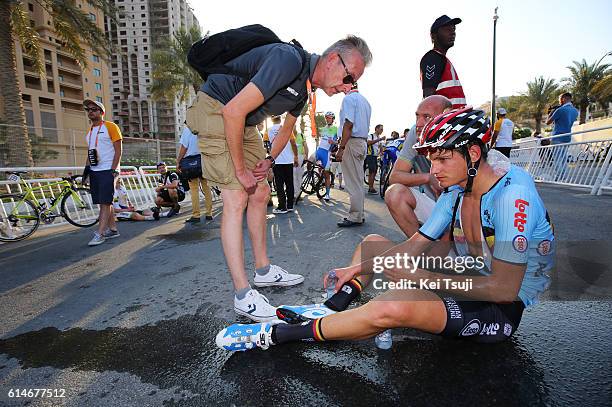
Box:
[216,321,284,352]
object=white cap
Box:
[83,99,105,114]
[497,108,507,115]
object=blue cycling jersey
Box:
[419,166,555,306]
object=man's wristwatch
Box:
[265,155,275,167]
[112,169,120,176]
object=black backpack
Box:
[188,24,302,81]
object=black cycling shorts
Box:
[364,155,378,172]
[437,294,525,343]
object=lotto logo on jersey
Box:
[513,235,528,253]
[514,199,529,232]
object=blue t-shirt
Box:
[419,166,555,306]
[550,103,578,143]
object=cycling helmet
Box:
[324,111,335,119]
[414,106,492,193]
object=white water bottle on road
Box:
[326,270,337,299]
[375,329,393,350]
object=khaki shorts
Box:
[186,91,266,190]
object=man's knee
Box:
[385,184,416,211]
[363,233,387,243]
[251,183,271,205]
[369,300,412,329]
[222,189,249,212]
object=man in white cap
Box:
[82,99,123,246]
[491,108,514,158]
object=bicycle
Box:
[295,159,327,203]
[378,140,404,199]
[0,171,99,242]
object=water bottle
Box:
[326,270,338,299]
[375,329,393,350]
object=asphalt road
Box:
[0,184,610,406]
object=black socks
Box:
[323,278,363,311]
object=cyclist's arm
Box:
[388,157,431,187]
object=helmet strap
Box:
[465,158,480,193]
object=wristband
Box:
[265,155,275,167]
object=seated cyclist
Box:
[113,179,160,221]
[316,112,339,202]
[216,107,555,351]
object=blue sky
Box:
[191,0,612,135]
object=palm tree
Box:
[150,26,203,104]
[520,77,559,134]
[591,73,612,115]
[0,0,115,167]
[563,59,610,124]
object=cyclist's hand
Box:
[293,157,299,167]
[236,169,257,194]
[325,264,361,292]
[253,159,272,180]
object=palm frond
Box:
[10,2,45,78]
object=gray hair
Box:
[322,35,373,67]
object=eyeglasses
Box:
[338,53,356,85]
[84,107,101,113]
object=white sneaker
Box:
[234,289,278,322]
[88,233,106,246]
[103,229,120,239]
[272,208,287,214]
[253,264,304,287]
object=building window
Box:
[95,83,102,90]
[92,54,100,63]
[59,89,65,97]
[143,55,148,60]
[96,96,103,103]
[143,38,147,43]
[93,68,101,76]
[28,3,34,11]
[88,12,96,21]
[141,22,146,27]
[142,30,146,34]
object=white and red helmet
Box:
[414,106,491,154]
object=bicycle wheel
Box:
[0,194,40,242]
[378,165,391,199]
[300,171,316,195]
[61,187,100,227]
[380,161,393,198]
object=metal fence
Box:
[510,126,612,195]
[0,166,221,230]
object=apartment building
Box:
[105,0,199,142]
[13,1,112,166]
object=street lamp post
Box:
[491,7,499,119]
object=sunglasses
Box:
[338,54,356,85]
[84,107,101,113]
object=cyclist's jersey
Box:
[419,166,555,307]
[382,138,405,164]
[113,186,129,210]
[384,137,405,151]
[318,125,338,150]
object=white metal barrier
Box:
[0,165,221,229]
[510,137,612,195]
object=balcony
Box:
[58,77,83,89]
